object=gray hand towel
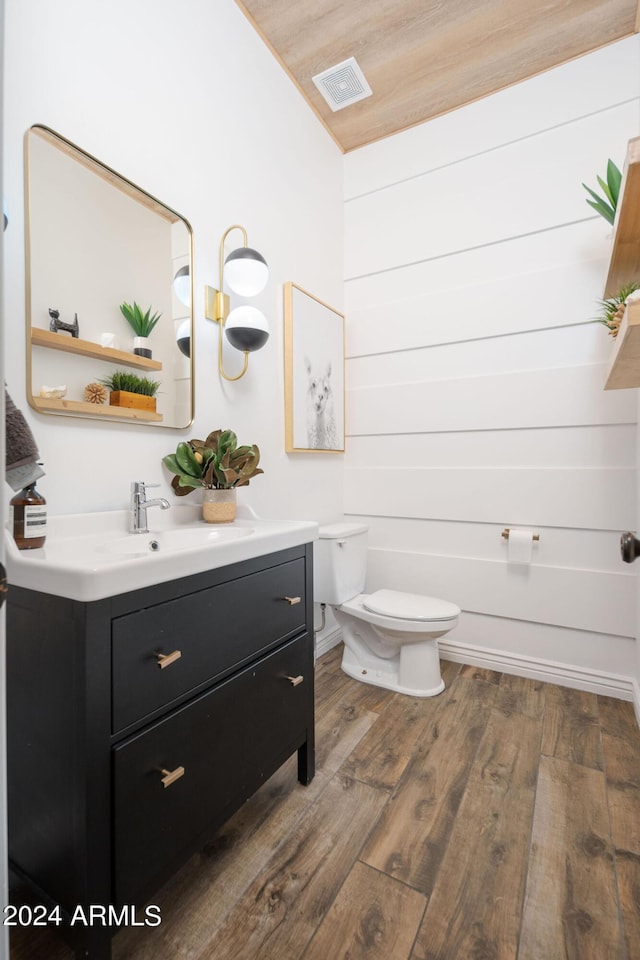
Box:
[5,387,45,491]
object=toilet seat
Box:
[363,588,459,622]
[340,592,460,634]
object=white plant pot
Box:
[133,336,152,359]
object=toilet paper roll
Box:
[507,528,534,564]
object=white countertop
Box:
[5,504,318,602]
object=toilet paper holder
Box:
[501,528,540,541]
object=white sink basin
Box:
[99,525,253,556]
[5,504,318,602]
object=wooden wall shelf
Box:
[602,136,640,390]
[31,327,163,371]
[31,396,163,422]
[604,136,640,300]
[604,299,640,390]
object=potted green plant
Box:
[596,281,640,338]
[162,429,263,522]
[582,159,622,226]
[119,301,162,359]
[100,370,161,412]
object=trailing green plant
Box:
[582,159,622,225]
[119,301,162,337]
[163,429,263,494]
[99,370,161,396]
[596,281,640,338]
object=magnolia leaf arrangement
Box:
[597,281,640,338]
[119,301,162,337]
[582,159,622,225]
[99,370,161,396]
[163,429,263,494]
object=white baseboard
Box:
[632,678,640,728]
[439,637,635,702]
[315,625,342,661]
[315,630,637,705]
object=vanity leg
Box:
[297,735,315,785]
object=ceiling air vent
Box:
[312,56,372,112]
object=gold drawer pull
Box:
[283,596,301,605]
[156,650,182,669]
[287,675,304,687]
[160,766,185,788]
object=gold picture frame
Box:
[284,282,345,453]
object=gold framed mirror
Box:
[25,125,194,428]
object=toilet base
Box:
[341,636,445,698]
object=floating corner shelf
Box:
[604,300,640,390]
[602,136,640,390]
[603,136,640,300]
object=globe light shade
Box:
[173,265,191,307]
[176,318,191,358]
[225,305,269,352]
[224,247,268,297]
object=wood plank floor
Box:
[10,648,640,960]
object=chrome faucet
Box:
[130,481,170,534]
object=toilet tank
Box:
[313,522,369,605]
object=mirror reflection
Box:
[25,125,194,428]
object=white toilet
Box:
[314,522,460,697]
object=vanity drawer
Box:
[113,634,311,904]
[112,558,306,732]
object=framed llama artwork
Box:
[284,282,345,454]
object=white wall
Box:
[343,36,640,697]
[6,5,640,692]
[3,0,344,523]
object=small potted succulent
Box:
[597,281,640,338]
[119,301,162,358]
[99,370,161,412]
[162,429,263,522]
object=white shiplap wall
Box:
[343,37,640,698]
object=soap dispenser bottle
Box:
[10,481,47,549]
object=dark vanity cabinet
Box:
[7,543,315,959]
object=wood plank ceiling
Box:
[235,0,640,153]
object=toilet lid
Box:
[363,589,459,622]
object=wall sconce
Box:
[173,266,191,357]
[205,224,269,381]
[173,265,191,307]
[175,319,191,358]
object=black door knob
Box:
[620,532,640,563]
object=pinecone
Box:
[84,382,107,404]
